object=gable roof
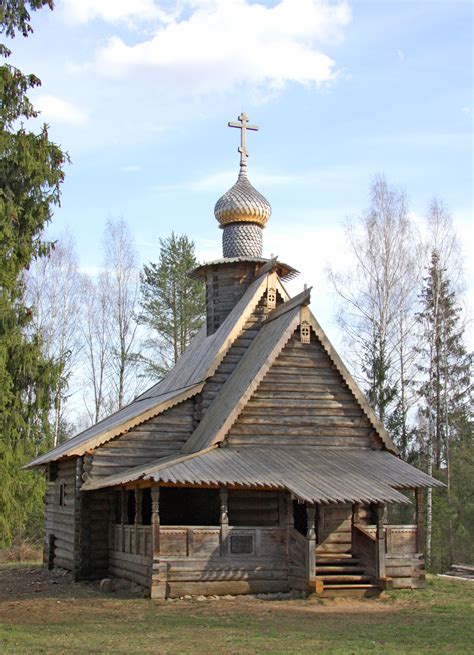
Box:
[82,445,443,502]
[182,288,311,454]
[25,267,278,468]
[180,289,398,456]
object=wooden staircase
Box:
[312,552,380,598]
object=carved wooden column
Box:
[120,488,127,553]
[415,488,425,554]
[219,488,229,556]
[150,486,167,599]
[375,502,386,579]
[134,488,142,555]
[151,488,160,557]
[306,503,316,583]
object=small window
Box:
[59,483,66,507]
[300,321,311,344]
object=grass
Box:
[0,566,473,654]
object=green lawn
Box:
[0,566,473,654]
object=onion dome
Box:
[214,171,272,228]
[215,113,271,258]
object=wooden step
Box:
[317,575,372,584]
[316,585,380,599]
[315,565,365,574]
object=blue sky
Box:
[7,0,473,345]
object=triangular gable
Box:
[181,289,311,454]
[26,267,282,468]
[181,290,397,457]
[305,310,398,454]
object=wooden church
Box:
[26,114,442,598]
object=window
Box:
[58,483,66,507]
[300,321,311,344]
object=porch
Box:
[106,485,425,598]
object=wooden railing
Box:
[111,524,152,557]
[288,528,309,592]
[157,526,287,560]
[353,524,377,577]
[356,525,418,556]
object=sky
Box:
[7,0,473,349]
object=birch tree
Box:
[329,175,421,444]
[25,231,83,445]
[101,218,141,409]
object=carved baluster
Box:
[220,488,229,556]
[307,503,316,584]
[120,488,127,553]
[134,488,142,554]
[375,502,386,579]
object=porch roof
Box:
[82,446,443,504]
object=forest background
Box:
[0,1,472,574]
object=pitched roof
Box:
[182,288,311,454]
[82,445,443,503]
[25,268,275,468]
[25,384,203,468]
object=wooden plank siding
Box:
[227,329,381,449]
[88,400,195,479]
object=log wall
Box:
[44,458,79,572]
[88,400,195,479]
[109,524,152,588]
[158,526,289,597]
[205,261,262,335]
[227,330,380,448]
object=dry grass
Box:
[0,538,42,564]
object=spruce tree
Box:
[416,251,473,570]
[0,1,68,547]
[139,233,205,377]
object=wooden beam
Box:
[375,502,386,579]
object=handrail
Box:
[354,524,376,542]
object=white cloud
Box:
[154,164,364,194]
[91,0,351,95]
[35,94,88,125]
[60,0,171,25]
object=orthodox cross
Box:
[228,112,259,171]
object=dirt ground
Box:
[1,565,473,654]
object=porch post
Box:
[415,488,424,554]
[120,488,127,552]
[151,486,167,599]
[306,503,316,581]
[151,487,160,556]
[219,488,229,556]
[375,502,386,579]
[134,488,142,554]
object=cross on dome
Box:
[228,112,259,173]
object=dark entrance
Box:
[293,500,307,536]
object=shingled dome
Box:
[214,171,272,228]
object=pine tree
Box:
[0,1,68,547]
[139,233,205,377]
[416,251,473,569]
